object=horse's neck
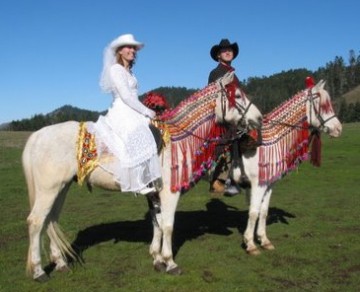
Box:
[258,90,310,185]
[262,90,308,144]
[161,83,220,140]
[160,83,225,192]
[168,118,223,192]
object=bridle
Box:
[307,89,338,133]
[219,84,253,132]
[267,89,338,133]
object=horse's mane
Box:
[160,83,220,140]
[259,90,310,185]
[158,83,226,192]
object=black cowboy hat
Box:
[210,39,239,61]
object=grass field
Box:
[0,124,359,291]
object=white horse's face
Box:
[308,81,342,138]
[214,73,262,130]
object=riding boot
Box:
[209,179,225,193]
[224,178,240,197]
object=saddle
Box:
[149,123,164,154]
[76,122,165,186]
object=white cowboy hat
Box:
[110,34,144,51]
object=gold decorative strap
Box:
[76,122,98,185]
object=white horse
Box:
[23,72,263,281]
[229,80,342,255]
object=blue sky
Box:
[0,0,359,124]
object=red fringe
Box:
[225,81,237,108]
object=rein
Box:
[266,90,338,133]
[157,84,252,145]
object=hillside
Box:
[342,85,360,104]
[3,81,360,131]
[3,49,360,131]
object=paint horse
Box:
[229,80,342,255]
[23,72,263,281]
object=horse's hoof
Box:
[247,248,261,256]
[34,273,50,283]
[167,266,182,275]
[154,262,167,273]
[262,243,275,251]
[57,265,71,273]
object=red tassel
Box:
[171,143,179,192]
[310,131,322,167]
[225,81,237,108]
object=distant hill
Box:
[5,105,104,131]
[48,105,106,119]
[3,87,196,131]
[3,49,360,131]
[342,85,360,104]
[140,86,198,109]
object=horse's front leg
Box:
[27,194,58,282]
[148,193,165,272]
[256,188,275,251]
[158,189,182,275]
[243,184,267,255]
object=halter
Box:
[307,89,338,133]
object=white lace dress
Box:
[93,64,161,192]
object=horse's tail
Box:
[22,132,36,209]
[47,221,77,263]
[23,132,38,276]
[23,134,34,275]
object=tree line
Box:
[243,49,360,120]
[5,50,360,131]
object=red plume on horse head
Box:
[305,76,315,89]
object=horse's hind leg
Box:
[27,191,59,281]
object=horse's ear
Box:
[218,71,234,86]
[315,79,326,90]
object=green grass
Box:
[0,124,359,291]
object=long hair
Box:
[100,45,136,92]
[116,46,136,69]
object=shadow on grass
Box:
[43,199,296,274]
[65,199,295,262]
